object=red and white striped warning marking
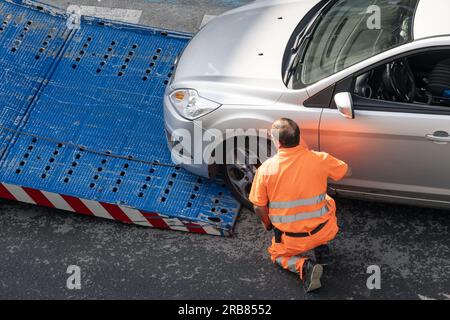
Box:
[0,183,224,236]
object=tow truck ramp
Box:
[0,0,241,236]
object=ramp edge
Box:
[0,183,232,237]
[0,0,240,236]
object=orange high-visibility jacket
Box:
[249,145,348,233]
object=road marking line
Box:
[79,6,142,24]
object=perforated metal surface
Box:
[0,0,241,235]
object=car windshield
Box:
[292,0,419,88]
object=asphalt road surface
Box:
[0,0,449,300]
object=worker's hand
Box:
[263,221,274,231]
[254,205,272,231]
[261,214,273,231]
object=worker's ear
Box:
[270,130,281,150]
[273,140,281,150]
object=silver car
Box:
[164,0,450,209]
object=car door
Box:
[319,50,450,207]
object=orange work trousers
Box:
[268,212,339,280]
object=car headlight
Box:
[169,89,221,120]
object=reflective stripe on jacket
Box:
[249,144,348,233]
[269,193,329,224]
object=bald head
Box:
[271,118,300,148]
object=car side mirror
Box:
[334,92,355,119]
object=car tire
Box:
[223,164,255,210]
[222,138,273,210]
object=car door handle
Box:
[426,131,450,143]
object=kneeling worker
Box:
[249,118,350,293]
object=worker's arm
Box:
[249,166,273,231]
[324,153,350,181]
[254,205,273,231]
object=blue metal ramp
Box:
[0,0,241,236]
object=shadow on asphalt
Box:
[0,197,448,300]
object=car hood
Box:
[172,0,321,106]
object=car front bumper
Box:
[163,93,211,178]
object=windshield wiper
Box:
[291,28,307,54]
[284,14,323,85]
[284,0,338,85]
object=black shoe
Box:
[302,260,323,293]
[314,245,333,266]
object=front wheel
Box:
[223,161,257,210]
[222,140,273,210]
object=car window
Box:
[293,0,419,88]
[353,50,450,110]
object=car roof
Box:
[414,0,450,40]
